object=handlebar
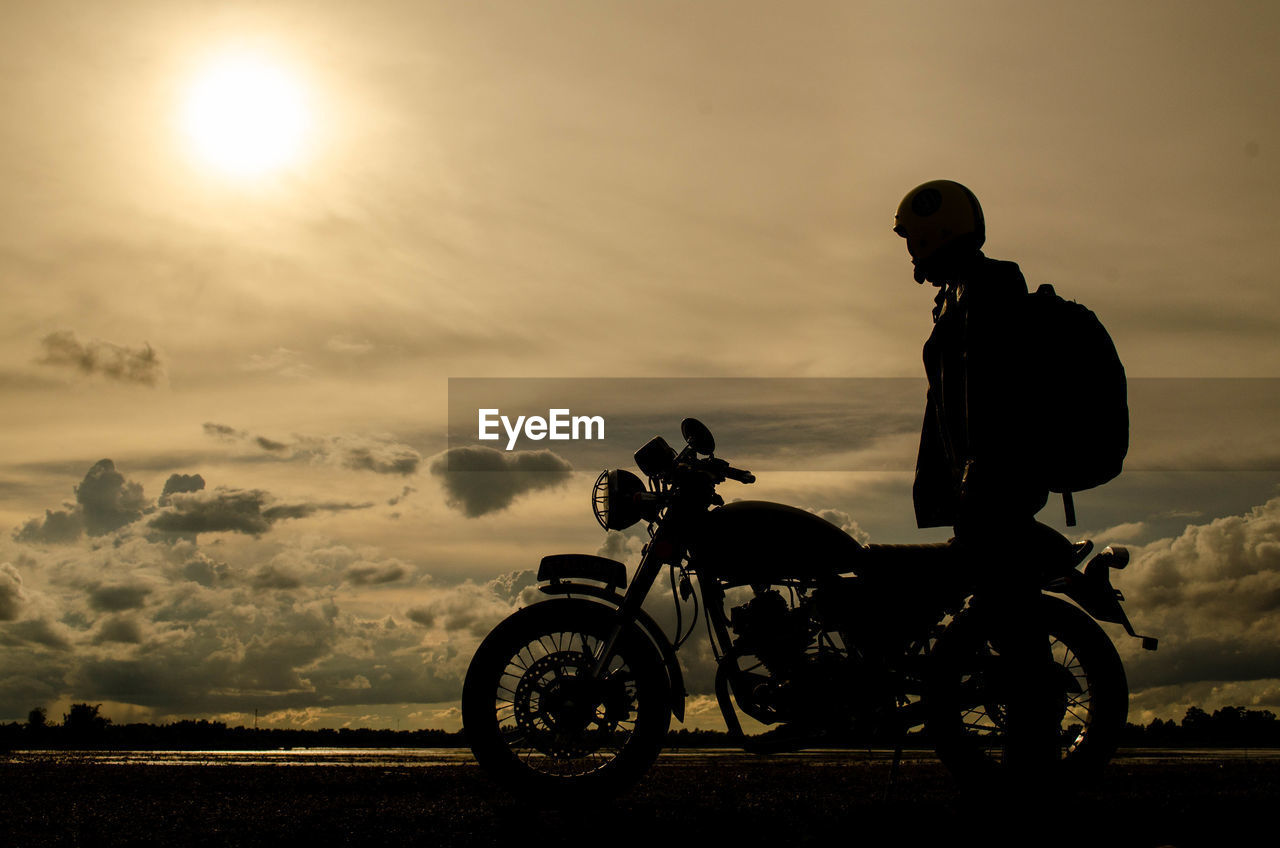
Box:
[634,457,755,506]
[705,457,754,484]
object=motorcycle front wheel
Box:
[926,595,1128,786]
[462,598,671,800]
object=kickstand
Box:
[882,736,903,803]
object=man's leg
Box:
[958,516,1062,787]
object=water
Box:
[5,748,475,767]
[5,746,1278,767]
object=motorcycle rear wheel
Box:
[462,598,671,800]
[926,595,1127,786]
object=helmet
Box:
[894,180,985,283]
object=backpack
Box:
[1021,283,1129,525]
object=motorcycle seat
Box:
[856,522,1087,584]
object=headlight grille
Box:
[591,469,611,530]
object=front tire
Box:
[462,599,671,800]
[926,595,1127,786]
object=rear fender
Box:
[1045,548,1158,651]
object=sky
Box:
[1,0,1279,731]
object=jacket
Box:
[913,254,1049,528]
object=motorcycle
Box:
[462,418,1157,797]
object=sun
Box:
[181,52,311,178]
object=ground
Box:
[1,750,1276,847]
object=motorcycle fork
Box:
[588,525,673,678]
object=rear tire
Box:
[926,595,1127,786]
[462,599,671,800]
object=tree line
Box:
[3,704,465,750]
[3,703,1279,750]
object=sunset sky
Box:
[1,1,1278,731]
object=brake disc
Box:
[512,651,626,758]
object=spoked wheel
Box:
[926,595,1127,786]
[462,599,671,799]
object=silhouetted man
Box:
[895,180,1061,785]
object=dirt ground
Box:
[1,751,1276,847]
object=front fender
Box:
[536,580,687,723]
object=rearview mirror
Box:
[680,418,715,455]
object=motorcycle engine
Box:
[729,587,872,725]
[729,588,813,676]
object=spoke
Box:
[1065,704,1091,725]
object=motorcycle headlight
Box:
[634,436,677,478]
[592,468,646,531]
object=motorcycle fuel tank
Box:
[688,500,864,584]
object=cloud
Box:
[428,447,573,517]
[596,530,645,565]
[15,461,373,550]
[93,615,143,645]
[1098,521,1149,542]
[37,330,163,386]
[0,617,73,651]
[387,486,415,506]
[30,573,478,716]
[405,608,435,627]
[13,459,148,543]
[335,674,372,690]
[76,459,148,536]
[250,563,304,590]
[1118,496,1280,711]
[344,562,407,585]
[0,516,598,719]
[159,473,206,506]
[148,489,373,539]
[405,572,535,636]
[13,507,83,544]
[340,442,420,475]
[147,489,262,535]
[181,556,229,588]
[0,563,27,621]
[203,424,422,475]
[88,584,151,612]
[810,507,871,544]
[486,570,538,606]
[203,422,242,441]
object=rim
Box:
[493,629,641,777]
[953,634,1094,759]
